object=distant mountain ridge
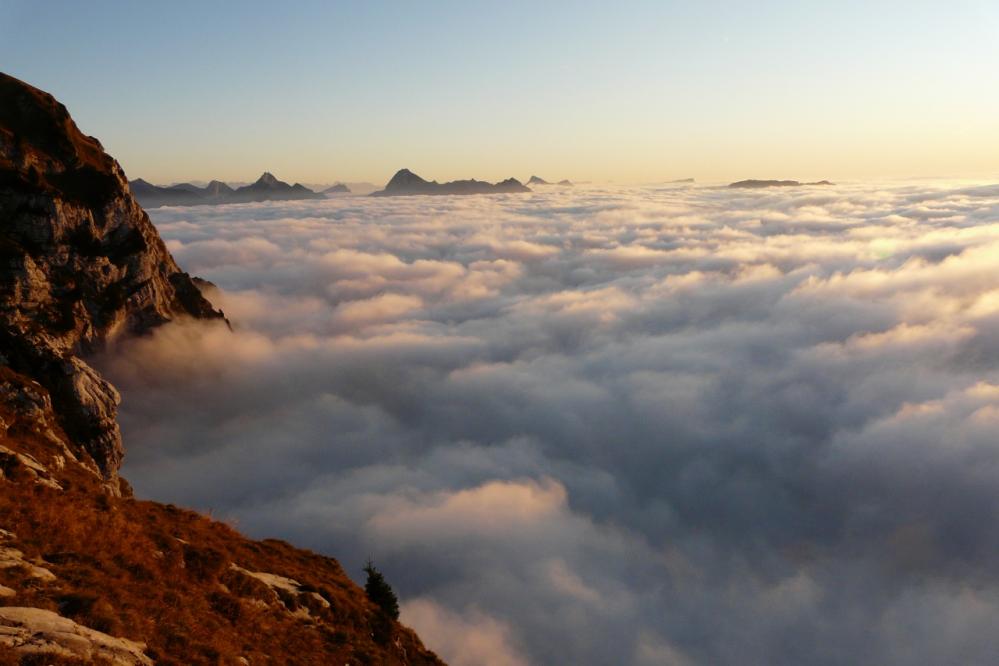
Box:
[315,181,379,195]
[729,179,834,188]
[130,172,325,207]
[527,175,573,186]
[371,168,532,197]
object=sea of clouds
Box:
[98,181,999,665]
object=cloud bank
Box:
[98,181,999,665]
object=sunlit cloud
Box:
[97,181,999,665]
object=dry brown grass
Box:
[0,390,443,666]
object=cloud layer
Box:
[98,181,999,665]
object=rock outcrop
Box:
[0,71,226,489]
[371,168,531,197]
[0,607,153,665]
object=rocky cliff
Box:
[0,72,443,665]
[0,71,226,492]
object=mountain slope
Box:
[0,72,443,665]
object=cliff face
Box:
[0,72,225,490]
[0,72,444,665]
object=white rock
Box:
[230,563,330,618]
[0,545,57,582]
[0,607,153,665]
[230,563,302,595]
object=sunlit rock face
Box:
[0,72,225,489]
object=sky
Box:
[95,180,999,665]
[2,0,998,184]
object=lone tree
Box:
[363,559,400,620]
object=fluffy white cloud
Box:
[97,181,999,665]
[401,598,529,666]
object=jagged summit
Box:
[373,169,531,197]
[205,179,234,196]
[256,171,279,186]
[385,168,431,189]
[130,172,324,207]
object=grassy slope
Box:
[0,368,443,666]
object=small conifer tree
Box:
[363,559,400,620]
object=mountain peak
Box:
[256,171,280,186]
[385,168,429,190]
[373,170,532,197]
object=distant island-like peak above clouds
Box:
[322,183,351,194]
[527,175,574,186]
[729,179,834,188]
[371,169,532,197]
[129,172,324,207]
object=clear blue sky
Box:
[2,0,997,184]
